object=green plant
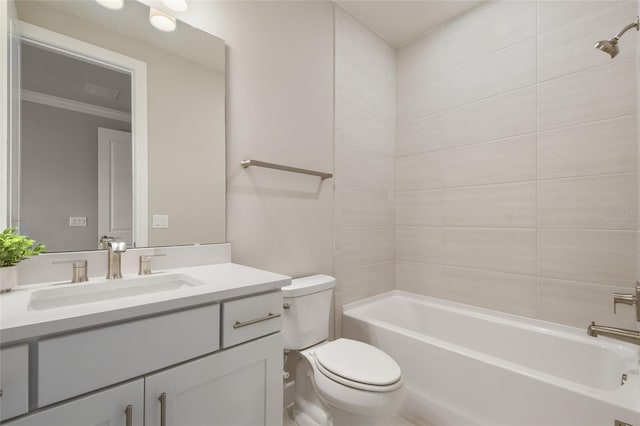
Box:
[0,228,46,267]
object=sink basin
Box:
[28,274,204,311]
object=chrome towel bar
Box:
[241,159,333,180]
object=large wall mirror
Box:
[5,0,226,252]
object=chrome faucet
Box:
[106,241,127,279]
[587,282,640,345]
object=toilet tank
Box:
[282,275,336,350]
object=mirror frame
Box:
[8,19,150,246]
[1,1,9,231]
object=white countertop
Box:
[0,263,291,345]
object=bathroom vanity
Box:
[0,263,288,426]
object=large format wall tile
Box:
[396,189,442,226]
[443,182,536,228]
[538,229,636,286]
[444,37,536,109]
[396,226,443,264]
[336,261,395,306]
[396,112,443,157]
[336,186,394,227]
[444,1,536,72]
[335,5,396,334]
[443,134,536,187]
[336,101,395,157]
[443,228,537,275]
[538,59,636,131]
[538,174,637,230]
[538,116,637,179]
[336,226,395,268]
[335,143,394,191]
[397,80,442,122]
[396,261,443,295]
[441,267,537,317]
[443,87,536,148]
[537,1,631,35]
[396,151,442,191]
[397,29,443,94]
[392,0,638,330]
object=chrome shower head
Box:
[594,37,620,59]
[594,16,639,59]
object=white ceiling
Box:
[336,0,484,47]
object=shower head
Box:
[594,37,620,59]
[594,16,639,59]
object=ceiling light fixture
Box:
[160,0,188,12]
[95,0,124,10]
[149,8,177,32]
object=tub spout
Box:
[587,321,640,345]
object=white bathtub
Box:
[343,290,640,426]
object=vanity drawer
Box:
[0,344,29,421]
[37,304,220,407]
[222,291,282,348]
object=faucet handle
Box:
[52,259,88,283]
[138,254,166,275]
[613,282,640,320]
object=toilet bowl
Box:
[282,275,404,426]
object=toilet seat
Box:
[313,339,402,392]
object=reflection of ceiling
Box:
[17,0,225,73]
[336,0,484,47]
[21,42,132,112]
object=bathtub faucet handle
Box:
[612,282,640,321]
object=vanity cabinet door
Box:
[3,379,143,426]
[145,333,283,426]
[0,345,29,421]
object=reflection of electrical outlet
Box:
[152,214,169,229]
[69,217,87,227]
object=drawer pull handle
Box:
[159,392,167,426]
[233,312,281,329]
[125,405,133,426]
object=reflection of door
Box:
[98,127,132,247]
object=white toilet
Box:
[282,275,404,426]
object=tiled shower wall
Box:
[334,6,396,334]
[396,1,639,329]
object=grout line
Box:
[535,0,541,320]
[396,113,637,161]
[395,170,636,193]
[535,227,637,233]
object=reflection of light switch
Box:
[69,217,87,227]
[153,214,169,229]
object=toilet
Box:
[282,275,404,426]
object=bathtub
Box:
[343,290,640,426]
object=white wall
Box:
[396,0,638,329]
[174,2,335,277]
[334,6,396,334]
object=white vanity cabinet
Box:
[145,333,282,426]
[4,380,144,426]
[1,289,284,426]
[0,345,29,421]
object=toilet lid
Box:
[314,339,402,388]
